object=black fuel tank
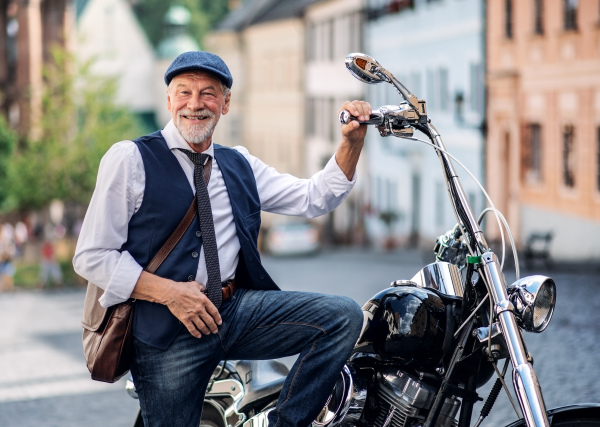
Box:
[354,286,448,369]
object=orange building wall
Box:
[486,0,600,255]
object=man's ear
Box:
[166,87,172,112]
[221,92,231,115]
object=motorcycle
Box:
[126,53,600,427]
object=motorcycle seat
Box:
[235,359,289,413]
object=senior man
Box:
[73,51,371,427]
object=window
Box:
[427,69,437,111]
[522,123,543,183]
[534,0,544,35]
[564,0,578,31]
[469,63,483,113]
[439,68,449,112]
[562,124,575,187]
[366,0,414,20]
[505,0,513,39]
[306,97,316,137]
[307,12,362,62]
[306,96,338,142]
[435,182,444,229]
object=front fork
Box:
[481,252,550,427]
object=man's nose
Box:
[187,93,204,110]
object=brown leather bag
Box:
[81,198,197,383]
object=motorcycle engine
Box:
[315,365,461,427]
[372,368,460,427]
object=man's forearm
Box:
[335,137,365,181]
[131,271,175,304]
[336,100,371,180]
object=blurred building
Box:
[364,0,485,248]
[154,5,201,127]
[205,0,316,175]
[486,0,600,261]
[204,0,316,229]
[0,0,75,139]
[76,0,158,129]
[205,0,368,242]
[304,0,365,244]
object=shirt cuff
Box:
[322,154,357,197]
[98,251,143,308]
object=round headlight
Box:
[507,276,556,333]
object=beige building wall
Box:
[487,0,600,261]
[203,31,244,149]
[205,14,308,230]
[244,20,305,177]
[205,20,305,178]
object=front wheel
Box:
[551,420,600,427]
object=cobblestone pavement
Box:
[0,248,598,426]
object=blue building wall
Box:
[362,0,485,247]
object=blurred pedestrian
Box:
[0,251,15,291]
[40,241,62,288]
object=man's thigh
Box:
[220,289,360,360]
[131,330,223,427]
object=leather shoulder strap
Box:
[145,196,197,274]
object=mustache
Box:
[178,109,215,119]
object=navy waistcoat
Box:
[124,131,279,349]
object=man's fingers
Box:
[341,100,372,122]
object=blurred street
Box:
[0,247,599,427]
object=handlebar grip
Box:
[339,109,385,126]
[339,110,353,124]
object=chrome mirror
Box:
[344,53,389,84]
[345,53,424,114]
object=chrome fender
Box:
[504,404,600,426]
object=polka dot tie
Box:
[178,149,222,309]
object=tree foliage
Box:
[2,47,144,212]
[133,0,231,48]
[0,115,16,208]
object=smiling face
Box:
[167,71,231,152]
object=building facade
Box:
[486,0,600,261]
[304,0,366,244]
[76,0,157,128]
[364,0,486,248]
[0,0,75,139]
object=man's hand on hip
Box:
[164,281,222,338]
[131,271,222,338]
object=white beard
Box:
[176,109,217,145]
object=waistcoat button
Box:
[188,275,194,281]
[196,231,201,237]
[192,251,199,258]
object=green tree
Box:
[0,115,16,208]
[133,0,230,48]
[2,47,144,212]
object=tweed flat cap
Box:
[164,51,233,88]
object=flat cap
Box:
[164,51,233,88]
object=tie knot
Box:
[178,149,210,166]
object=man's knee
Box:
[329,295,364,336]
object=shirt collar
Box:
[161,119,215,158]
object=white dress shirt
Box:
[73,120,356,307]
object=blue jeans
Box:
[131,289,364,427]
